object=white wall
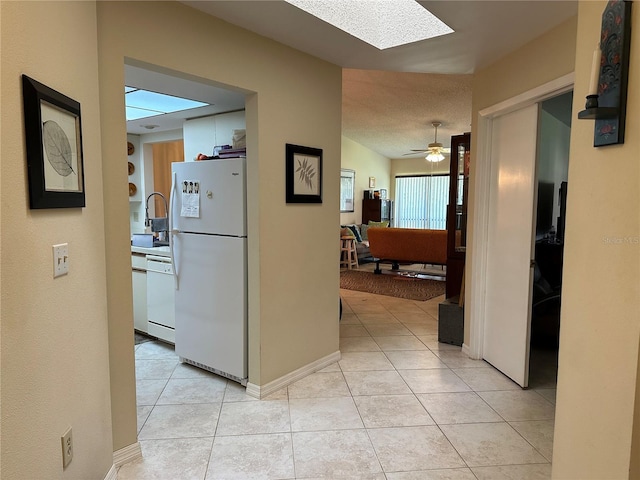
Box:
[340,135,391,225]
[1,2,114,477]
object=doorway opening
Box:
[529,91,572,390]
[469,72,574,390]
[124,60,247,346]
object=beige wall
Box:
[632,335,640,478]
[97,0,342,450]
[389,155,451,201]
[340,136,391,225]
[552,2,640,477]
[466,16,578,347]
[1,2,114,478]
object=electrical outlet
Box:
[53,243,69,278]
[61,427,73,468]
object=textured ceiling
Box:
[342,69,472,159]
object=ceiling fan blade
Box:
[403,150,429,156]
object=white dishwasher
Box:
[146,255,175,344]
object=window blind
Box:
[394,175,449,229]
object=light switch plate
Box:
[53,243,69,278]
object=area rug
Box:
[340,269,445,301]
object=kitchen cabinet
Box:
[183,111,245,161]
[151,140,184,215]
[131,253,148,333]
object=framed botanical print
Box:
[22,75,85,208]
[286,143,322,203]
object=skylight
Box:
[284,0,453,50]
[124,87,209,121]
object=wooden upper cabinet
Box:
[152,140,184,214]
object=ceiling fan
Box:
[404,121,451,162]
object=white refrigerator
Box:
[169,158,247,384]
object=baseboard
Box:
[113,441,142,468]
[462,342,475,358]
[246,350,341,399]
[103,464,118,480]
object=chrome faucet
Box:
[145,192,169,242]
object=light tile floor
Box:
[118,288,557,480]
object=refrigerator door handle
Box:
[169,171,179,290]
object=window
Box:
[394,175,449,229]
[340,169,355,212]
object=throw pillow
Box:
[346,225,363,243]
[360,224,369,241]
[368,220,389,228]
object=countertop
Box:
[131,245,171,257]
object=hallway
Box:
[119,289,555,479]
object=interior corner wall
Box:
[466,15,578,347]
[1,2,113,478]
[97,0,342,447]
[341,136,391,225]
[551,1,640,477]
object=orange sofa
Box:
[367,227,448,274]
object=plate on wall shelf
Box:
[129,183,137,197]
[128,161,135,175]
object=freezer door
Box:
[171,159,246,236]
[173,232,247,380]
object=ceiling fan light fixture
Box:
[426,152,445,162]
[404,121,451,158]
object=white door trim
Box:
[468,72,574,360]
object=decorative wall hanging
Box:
[22,75,86,208]
[340,168,355,212]
[286,143,322,203]
[578,0,632,147]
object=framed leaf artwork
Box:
[285,143,322,203]
[22,75,85,208]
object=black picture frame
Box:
[286,143,322,204]
[22,75,85,209]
